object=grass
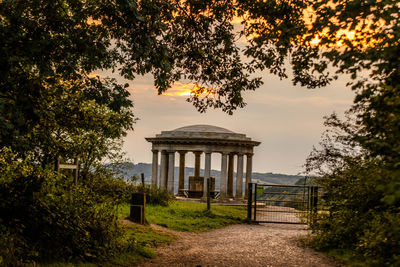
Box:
[118,200,247,232]
[324,249,369,267]
[300,235,367,267]
[40,222,174,267]
[41,201,246,266]
[122,221,175,247]
[106,222,175,266]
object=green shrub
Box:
[34,178,125,261]
[0,224,33,266]
[0,149,47,265]
[0,149,130,265]
[310,161,400,266]
[83,167,171,206]
[358,211,400,265]
[135,184,172,206]
[84,169,136,204]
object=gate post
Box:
[311,186,319,224]
[253,183,257,221]
[309,186,315,224]
[308,186,312,224]
[247,183,253,220]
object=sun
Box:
[163,82,214,97]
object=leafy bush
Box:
[309,160,400,265]
[305,110,400,266]
[0,224,32,266]
[34,178,125,261]
[0,149,130,265]
[135,184,172,206]
[359,211,400,265]
[84,168,136,204]
[83,166,171,206]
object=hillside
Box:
[110,162,303,193]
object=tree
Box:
[0,0,267,169]
[0,3,264,262]
[235,1,400,264]
[2,1,399,163]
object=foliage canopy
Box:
[1,0,399,163]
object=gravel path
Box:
[139,223,340,267]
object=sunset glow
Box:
[308,29,357,47]
[162,82,195,97]
[310,36,321,45]
[163,82,214,97]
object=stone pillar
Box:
[159,151,168,190]
[227,153,234,198]
[245,153,253,198]
[178,151,186,196]
[160,151,168,190]
[151,150,158,187]
[167,151,175,194]
[202,152,212,198]
[235,153,244,199]
[220,152,228,200]
[194,151,202,177]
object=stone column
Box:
[194,151,202,177]
[202,152,212,198]
[178,151,186,196]
[235,153,244,199]
[151,150,158,187]
[220,152,228,200]
[167,151,175,194]
[227,153,234,198]
[245,153,253,198]
[160,151,168,190]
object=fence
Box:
[247,183,321,224]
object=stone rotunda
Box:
[145,125,261,199]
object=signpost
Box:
[55,157,79,185]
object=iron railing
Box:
[247,183,321,224]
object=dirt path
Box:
[139,223,340,267]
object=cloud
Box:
[260,95,352,107]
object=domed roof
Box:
[172,125,235,134]
[146,124,261,148]
[152,124,249,141]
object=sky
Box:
[101,66,355,175]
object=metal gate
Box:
[247,183,320,224]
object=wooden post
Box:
[73,158,79,185]
[206,177,211,211]
[54,156,60,173]
[141,173,145,187]
[311,186,319,225]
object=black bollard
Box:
[130,192,146,224]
